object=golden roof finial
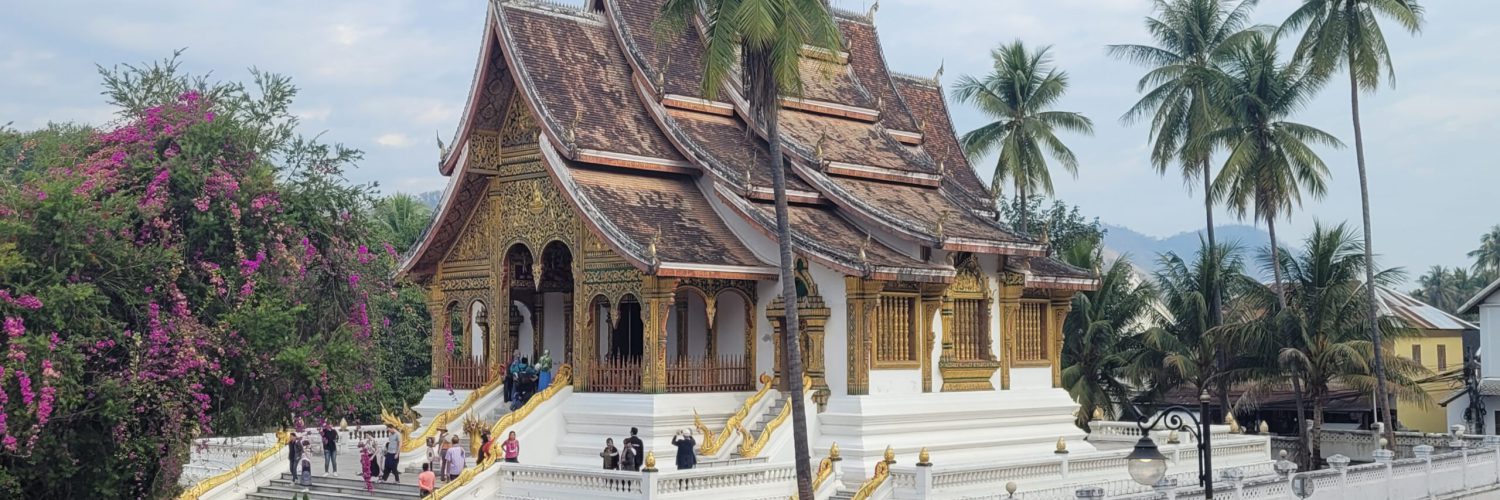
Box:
[858,233,871,265]
[647,226,661,266]
[934,59,945,82]
[935,210,951,241]
[937,159,946,177]
[1055,436,1068,454]
[1039,221,1050,247]
[866,0,879,20]
[436,131,451,162]
[917,447,931,465]
[829,442,841,461]
[567,108,582,147]
[883,445,895,464]
[814,131,828,160]
[658,54,672,90]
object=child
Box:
[298,441,314,487]
[418,462,437,497]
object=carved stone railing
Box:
[852,456,893,500]
[695,373,774,458]
[737,375,810,459]
[390,367,506,454]
[177,432,289,500]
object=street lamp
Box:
[1125,390,1216,498]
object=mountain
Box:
[415,190,442,209]
[1102,224,1279,279]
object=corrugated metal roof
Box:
[1460,276,1500,315]
[1375,286,1478,331]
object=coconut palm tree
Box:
[657,1,840,496]
[1226,222,1428,462]
[1125,240,1255,417]
[954,41,1093,231]
[1412,266,1467,313]
[1469,225,1500,276]
[372,193,434,251]
[1108,0,1259,418]
[1204,31,1340,307]
[1062,246,1157,429]
[1279,0,1424,444]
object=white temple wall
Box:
[1011,367,1052,389]
[754,280,778,378]
[514,300,535,360]
[930,303,945,391]
[811,261,849,396]
[685,294,708,357]
[594,301,609,360]
[542,292,566,361]
[696,176,779,263]
[714,292,748,358]
[1481,300,1500,379]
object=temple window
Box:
[874,294,919,367]
[1015,301,1049,364]
[952,298,990,360]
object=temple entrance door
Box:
[610,300,644,359]
[537,242,574,370]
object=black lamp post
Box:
[1126,390,1215,498]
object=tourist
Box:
[437,433,452,479]
[622,427,644,471]
[536,349,553,392]
[298,441,314,487]
[382,426,402,483]
[672,429,696,470]
[425,436,442,473]
[288,431,303,478]
[477,430,492,463]
[418,462,436,497]
[504,352,522,403]
[443,435,466,481]
[600,438,619,470]
[363,432,381,480]
[320,422,339,476]
[502,431,521,463]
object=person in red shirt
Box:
[502,431,520,463]
[417,463,436,497]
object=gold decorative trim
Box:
[851,453,891,500]
[737,375,809,458]
[694,373,773,456]
[431,365,573,499]
[938,359,1000,392]
[396,372,505,454]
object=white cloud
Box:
[375,133,413,148]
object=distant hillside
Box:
[416,190,442,209]
[1102,224,1279,279]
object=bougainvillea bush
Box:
[0,57,430,498]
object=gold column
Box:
[572,288,594,391]
[493,270,511,373]
[563,298,574,367]
[844,277,884,396]
[427,286,448,388]
[919,283,946,393]
[997,271,1025,390]
[939,294,957,361]
[640,276,678,394]
[1050,295,1073,388]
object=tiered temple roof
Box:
[401,0,1093,289]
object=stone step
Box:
[251,484,417,500]
[267,479,420,499]
[273,474,421,496]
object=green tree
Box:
[1061,246,1156,429]
[1225,222,1428,461]
[1469,225,1500,276]
[657,1,841,496]
[1279,0,1424,443]
[373,193,434,251]
[1126,241,1254,411]
[999,194,1106,254]
[955,41,1094,231]
[1108,0,1259,416]
[1412,265,1468,313]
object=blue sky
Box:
[2,0,1493,281]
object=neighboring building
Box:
[1447,277,1500,433]
[1376,287,1476,432]
[397,0,1104,477]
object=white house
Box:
[1445,277,1500,432]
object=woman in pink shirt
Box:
[501,431,520,463]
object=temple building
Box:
[399,0,1100,475]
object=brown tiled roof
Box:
[608,0,714,101]
[734,198,950,282]
[826,176,1031,248]
[891,74,994,211]
[794,56,877,109]
[779,110,936,175]
[565,164,767,271]
[838,18,919,132]
[664,109,815,193]
[499,4,683,162]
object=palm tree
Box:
[372,193,434,251]
[1412,266,1466,313]
[1062,247,1156,429]
[1226,222,1428,462]
[1108,0,1258,419]
[1126,240,1254,417]
[1279,0,1424,444]
[657,1,840,496]
[1469,225,1500,276]
[954,41,1094,231]
[1205,31,1340,306]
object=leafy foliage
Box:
[0,57,429,498]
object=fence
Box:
[445,356,489,390]
[590,357,643,393]
[665,355,752,393]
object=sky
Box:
[2,0,1494,281]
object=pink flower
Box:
[348,274,360,287]
[3,317,23,338]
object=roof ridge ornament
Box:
[866,0,879,21]
[565,109,582,150]
[934,60,944,83]
[656,54,672,98]
[435,132,452,165]
[935,210,950,242]
[815,132,831,171]
[647,225,662,270]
